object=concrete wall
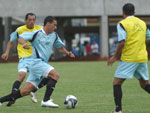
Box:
[0,0,104,17]
[0,0,150,17]
[105,0,150,15]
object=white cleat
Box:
[41,99,59,108]
[30,92,38,103]
[0,102,2,106]
[111,110,123,113]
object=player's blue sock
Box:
[113,84,122,112]
[43,78,57,102]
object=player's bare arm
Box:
[107,40,125,66]
[58,46,75,58]
[18,38,30,49]
[1,41,13,60]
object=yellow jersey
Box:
[10,25,42,59]
[119,16,148,63]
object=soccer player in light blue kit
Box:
[108,3,150,113]
[0,16,75,108]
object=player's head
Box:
[43,16,57,33]
[122,3,135,18]
[25,13,36,29]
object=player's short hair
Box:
[25,13,36,20]
[123,3,135,15]
[44,16,56,26]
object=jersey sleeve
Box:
[54,33,64,49]
[19,32,35,41]
[146,28,150,40]
[117,24,127,42]
[10,30,18,42]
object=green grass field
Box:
[0,61,150,113]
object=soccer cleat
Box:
[30,92,38,103]
[6,100,15,107]
[111,110,123,113]
[41,99,59,108]
[0,102,2,106]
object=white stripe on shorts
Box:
[18,68,27,73]
[43,67,54,78]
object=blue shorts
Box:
[26,59,54,87]
[115,61,149,80]
[18,56,33,73]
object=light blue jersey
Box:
[20,29,64,62]
[10,27,41,42]
[20,28,65,87]
[10,30,18,42]
[117,24,150,42]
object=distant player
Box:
[107,3,150,113]
[0,16,75,108]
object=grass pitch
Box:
[0,61,150,113]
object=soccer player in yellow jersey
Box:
[1,13,43,105]
[107,3,150,113]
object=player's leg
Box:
[12,71,26,92]
[31,78,50,103]
[12,58,30,92]
[7,60,28,106]
[6,72,40,107]
[34,61,59,108]
[135,63,150,93]
[139,79,150,93]
[112,61,137,112]
[41,69,59,108]
[113,78,125,112]
[0,90,22,106]
[29,59,59,107]
[20,82,35,96]
[32,78,50,92]
[43,69,59,102]
[0,82,36,106]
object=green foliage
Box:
[0,62,150,113]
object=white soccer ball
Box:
[64,95,78,109]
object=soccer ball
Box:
[64,95,78,109]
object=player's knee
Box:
[113,81,122,85]
[53,72,59,80]
[139,79,149,89]
[18,72,26,82]
[49,72,59,81]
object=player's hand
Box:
[68,51,75,58]
[1,53,8,60]
[23,43,30,49]
[107,56,117,66]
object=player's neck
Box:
[43,27,52,35]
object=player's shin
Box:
[13,90,22,100]
[0,93,14,103]
[0,90,21,103]
[32,78,50,93]
[12,80,21,92]
[43,78,57,102]
[113,84,122,112]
